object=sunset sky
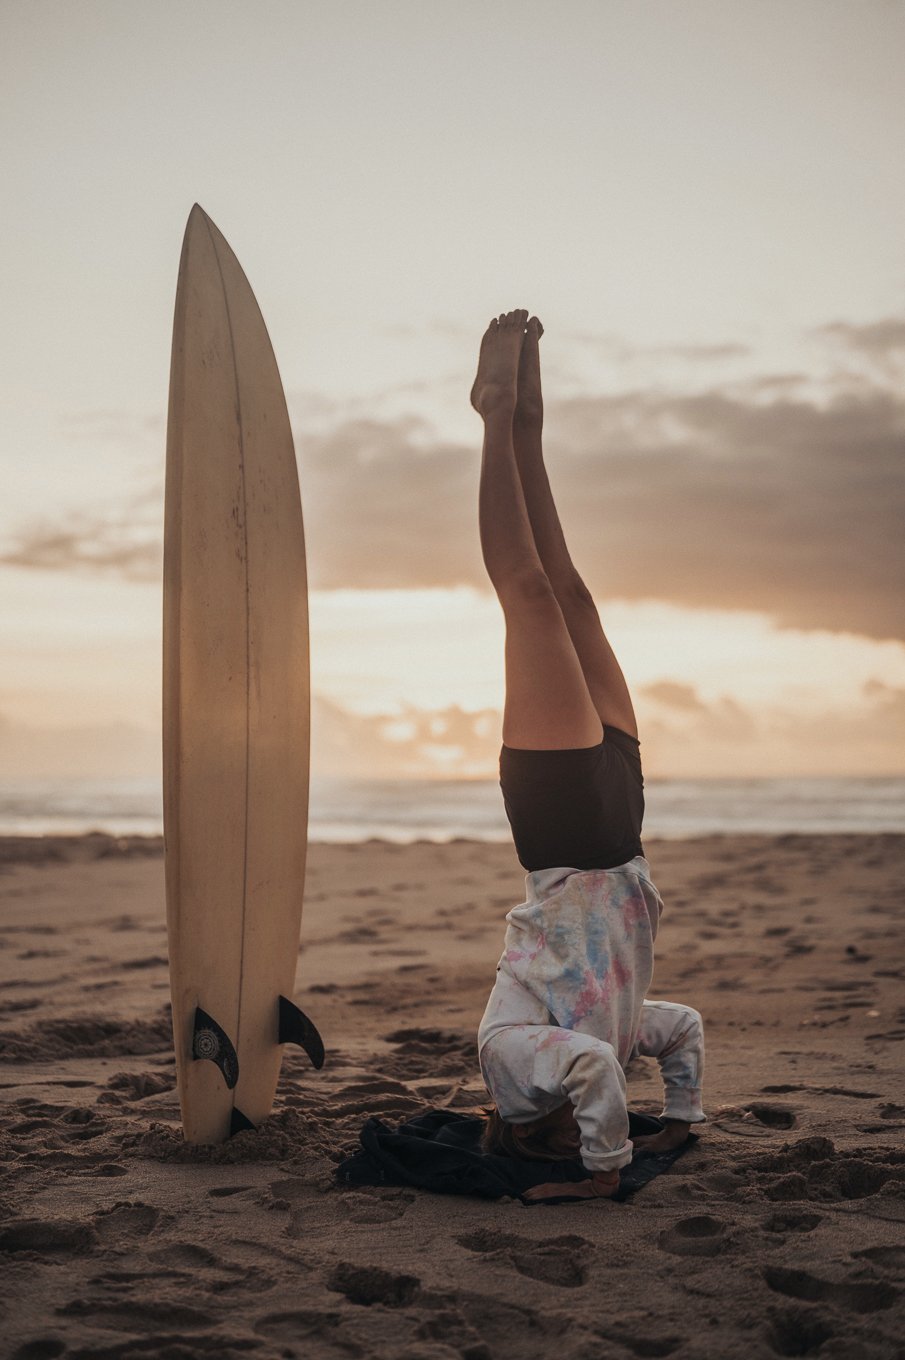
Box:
[2,0,904,781]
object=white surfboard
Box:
[164,204,323,1145]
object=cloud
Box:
[4,323,903,643]
[639,679,905,779]
[0,503,161,581]
[299,383,904,642]
[313,682,905,780]
[0,712,160,779]
[641,681,707,713]
[645,341,751,362]
[563,334,750,363]
[816,317,905,362]
[311,694,498,778]
[2,680,903,781]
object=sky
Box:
[1,0,904,781]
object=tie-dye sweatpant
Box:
[478,857,705,1172]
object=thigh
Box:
[501,587,603,750]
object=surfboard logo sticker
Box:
[191,1007,240,1089]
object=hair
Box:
[480,1105,575,1162]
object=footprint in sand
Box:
[852,1244,905,1270]
[327,1261,420,1308]
[767,1306,835,1358]
[763,1209,823,1234]
[55,1297,214,1332]
[10,1342,68,1360]
[760,1139,905,1202]
[597,1328,684,1358]
[105,1071,174,1100]
[745,1103,797,1129]
[93,1203,162,1245]
[763,1266,899,1313]
[457,1227,593,1288]
[148,1241,221,1269]
[815,1085,881,1100]
[61,1107,111,1141]
[0,1219,98,1255]
[255,1309,362,1356]
[658,1215,728,1258]
[340,1189,415,1224]
[414,1306,490,1358]
[714,1103,797,1138]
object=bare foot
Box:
[522,1168,619,1203]
[470,309,528,418]
[514,315,544,428]
[632,1119,691,1155]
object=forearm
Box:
[481,1024,635,1173]
[635,1001,706,1124]
[561,1044,634,1173]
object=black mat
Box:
[337,1109,696,1205]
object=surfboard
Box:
[164,204,323,1145]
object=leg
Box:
[511,318,638,738]
[472,311,602,751]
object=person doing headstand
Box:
[472,310,705,1202]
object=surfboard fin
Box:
[230,1106,256,1136]
[191,1007,239,1089]
[279,995,325,1070]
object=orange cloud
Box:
[298,382,904,643]
[4,321,903,644]
[1,679,903,782]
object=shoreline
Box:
[2,827,903,857]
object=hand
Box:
[632,1119,691,1155]
[522,1169,619,1203]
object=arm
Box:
[632,1001,705,1150]
[481,1025,634,1204]
[521,1041,631,1203]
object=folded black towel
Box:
[337,1109,696,1205]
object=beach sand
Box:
[1,832,904,1360]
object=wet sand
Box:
[1,832,904,1360]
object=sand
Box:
[1,831,904,1360]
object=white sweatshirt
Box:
[478,858,705,1173]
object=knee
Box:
[498,564,558,608]
[558,572,597,613]
[572,1040,621,1079]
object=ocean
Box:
[0,775,901,840]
